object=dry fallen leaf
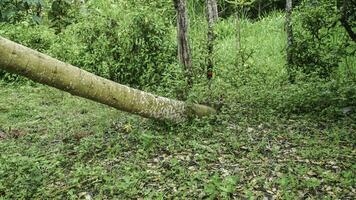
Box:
[247,127,254,133]
[78,192,92,200]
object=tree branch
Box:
[340,0,356,42]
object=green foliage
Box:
[0,155,45,199]
[220,0,302,19]
[204,175,239,199]
[48,0,82,33]
[291,0,356,78]
[0,3,355,198]
[0,0,44,24]
[49,3,176,89]
[112,7,176,88]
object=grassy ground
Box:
[0,83,355,199]
[1,11,356,199]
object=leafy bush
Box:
[113,8,176,89]
[47,1,177,89]
[0,0,44,24]
[217,0,302,19]
[48,0,83,34]
[290,0,356,78]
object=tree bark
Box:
[0,36,216,122]
[286,0,294,82]
[236,9,241,65]
[206,0,219,81]
[173,0,193,87]
[286,0,294,65]
[206,0,218,23]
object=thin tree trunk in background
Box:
[236,10,241,65]
[258,1,261,18]
[174,0,193,87]
[206,0,219,104]
[0,36,216,122]
[206,0,218,78]
[286,0,294,82]
[206,0,218,23]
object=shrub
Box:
[48,0,83,34]
[0,0,44,24]
[48,1,177,89]
[290,0,355,78]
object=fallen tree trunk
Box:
[0,36,216,121]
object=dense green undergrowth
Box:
[0,1,356,199]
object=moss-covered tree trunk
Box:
[0,36,215,122]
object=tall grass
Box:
[187,11,355,121]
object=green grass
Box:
[0,83,355,199]
[1,11,356,199]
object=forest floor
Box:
[0,84,355,199]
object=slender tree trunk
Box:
[206,0,218,103]
[258,1,261,18]
[206,0,218,23]
[0,36,215,122]
[206,0,218,80]
[286,0,294,82]
[173,0,193,87]
[236,9,241,65]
